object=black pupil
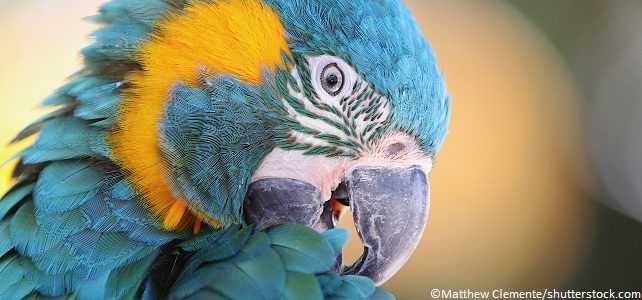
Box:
[326,74,338,87]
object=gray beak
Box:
[343,165,429,285]
[242,165,429,285]
[243,178,325,229]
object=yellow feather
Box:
[109,0,289,230]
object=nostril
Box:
[386,142,406,156]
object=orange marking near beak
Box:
[331,199,349,220]
[193,217,203,234]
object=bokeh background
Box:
[1,0,641,298]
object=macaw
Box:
[0,0,450,299]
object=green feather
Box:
[267,224,335,273]
[168,224,388,300]
[280,272,323,300]
[105,251,157,300]
[329,275,375,299]
[208,247,284,299]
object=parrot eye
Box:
[320,63,345,96]
[308,55,354,99]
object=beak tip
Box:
[344,165,429,285]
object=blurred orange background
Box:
[1,0,641,298]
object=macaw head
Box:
[108,0,449,285]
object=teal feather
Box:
[73,272,110,299]
[104,183,185,244]
[281,272,324,300]
[0,255,40,299]
[319,228,349,257]
[329,275,375,299]
[38,208,89,238]
[105,251,157,300]
[33,162,106,214]
[10,108,72,144]
[203,236,285,299]
[168,224,386,300]
[0,183,34,220]
[179,224,243,252]
[88,116,117,129]
[317,273,344,296]
[140,280,160,300]
[317,273,394,300]
[10,203,59,258]
[23,292,75,300]
[92,0,170,28]
[267,224,336,273]
[173,226,253,293]
[21,118,100,164]
[84,23,150,62]
[67,77,110,98]
[64,231,154,278]
[185,226,252,269]
[1,158,181,297]
[0,221,12,257]
[41,83,76,106]
[8,276,42,300]
[73,84,121,121]
[159,78,278,226]
[24,210,90,260]
[369,288,395,300]
[89,130,111,158]
[91,233,153,266]
[80,189,121,232]
[185,290,228,300]
[170,225,318,300]
[35,273,76,297]
[0,255,18,283]
[110,180,135,201]
[31,242,80,277]
[267,0,450,155]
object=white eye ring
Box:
[308,55,355,99]
[320,63,345,96]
